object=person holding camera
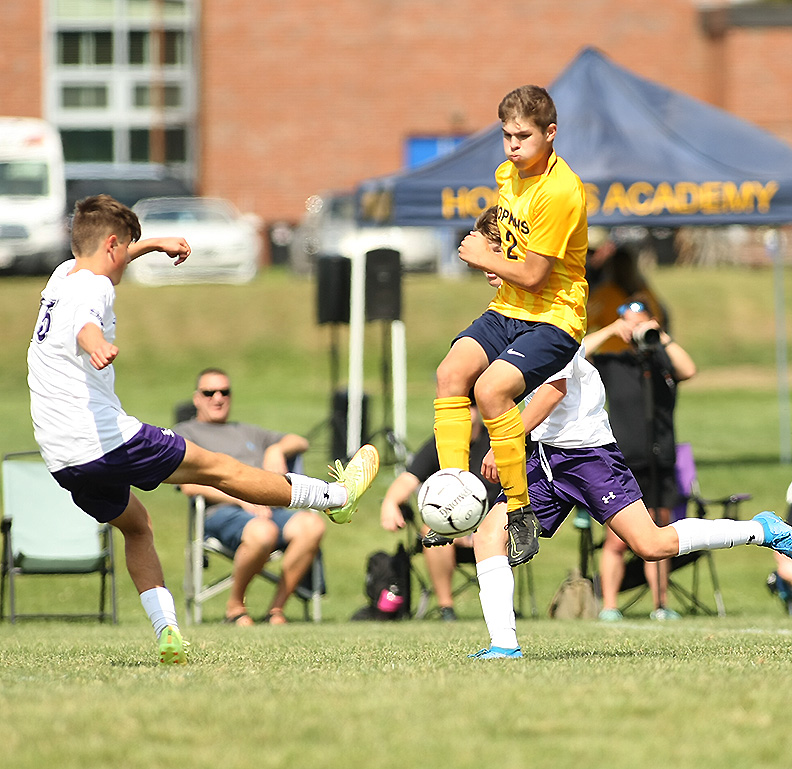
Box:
[584,299,696,620]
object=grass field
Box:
[1,264,792,768]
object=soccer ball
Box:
[418,468,488,537]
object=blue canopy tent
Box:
[357,46,792,228]
[355,47,792,461]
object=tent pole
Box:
[767,229,791,464]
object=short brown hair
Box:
[195,367,229,389]
[498,85,557,131]
[70,194,141,257]
[474,205,501,245]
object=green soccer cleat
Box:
[159,625,189,665]
[325,444,380,524]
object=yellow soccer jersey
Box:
[488,152,589,342]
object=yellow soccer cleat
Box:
[325,444,380,524]
[159,625,189,665]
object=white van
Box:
[0,117,69,273]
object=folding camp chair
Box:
[184,492,325,624]
[400,503,538,620]
[609,442,751,617]
[1,451,117,623]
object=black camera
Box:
[632,326,661,351]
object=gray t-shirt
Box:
[173,419,286,515]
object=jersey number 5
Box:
[35,299,57,343]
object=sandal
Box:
[224,611,254,627]
[265,608,288,625]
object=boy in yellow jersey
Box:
[433,85,588,567]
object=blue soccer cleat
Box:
[468,646,523,660]
[753,511,792,558]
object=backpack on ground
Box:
[350,543,411,620]
[548,567,599,619]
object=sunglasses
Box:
[200,388,231,398]
[617,301,648,317]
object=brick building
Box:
[1,0,791,229]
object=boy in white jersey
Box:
[467,348,792,659]
[433,85,588,570]
[27,195,379,664]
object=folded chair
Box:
[609,442,751,616]
[1,451,117,623]
[400,503,538,620]
[184,493,325,624]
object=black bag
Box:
[351,543,411,620]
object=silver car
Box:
[127,197,262,285]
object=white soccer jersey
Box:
[27,260,141,471]
[526,346,615,448]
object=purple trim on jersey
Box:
[454,310,579,397]
[494,443,643,537]
[51,422,186,523]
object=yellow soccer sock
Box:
[433,396,472,469]
[483,406,529,512]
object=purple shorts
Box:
[51,423,186,523]
[495,443,643,536]
[455,310,579,398]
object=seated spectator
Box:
[174,367,325,626]
[380,406,500,621]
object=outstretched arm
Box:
[583,319,632,358]
[129,237,191,265]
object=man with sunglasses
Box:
[175,368,325,626]
[584,300,697,620]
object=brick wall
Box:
[199,0,792,225]
[0,3,42,116]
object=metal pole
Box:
[767,228,791,464]
[346,249,366,457]
[391,319,408,450]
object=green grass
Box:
[1,620,792,769]
[2,264,792,768]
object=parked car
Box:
[289,191,443,274]
[126,196,263,285]
[66,163,194,212]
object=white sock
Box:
[140,586,179,638]
[476,555,518,649]
[671,518,765,555]
[286,473,346,510]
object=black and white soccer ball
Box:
[417,468,488,537]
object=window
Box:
[0,162,50,197]
[127,29,186,65]
[133,83,182,108]
[129,31,149,65]
[61,85,108,108]
[129,126,187,162]
[61,129,114,162]
[57,31,113,65]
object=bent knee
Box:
[288,510,326,542]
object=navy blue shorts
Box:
[51,423,186,523]
[495,443,643,536]
[205,505,294,552]
[455,310,579,398]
